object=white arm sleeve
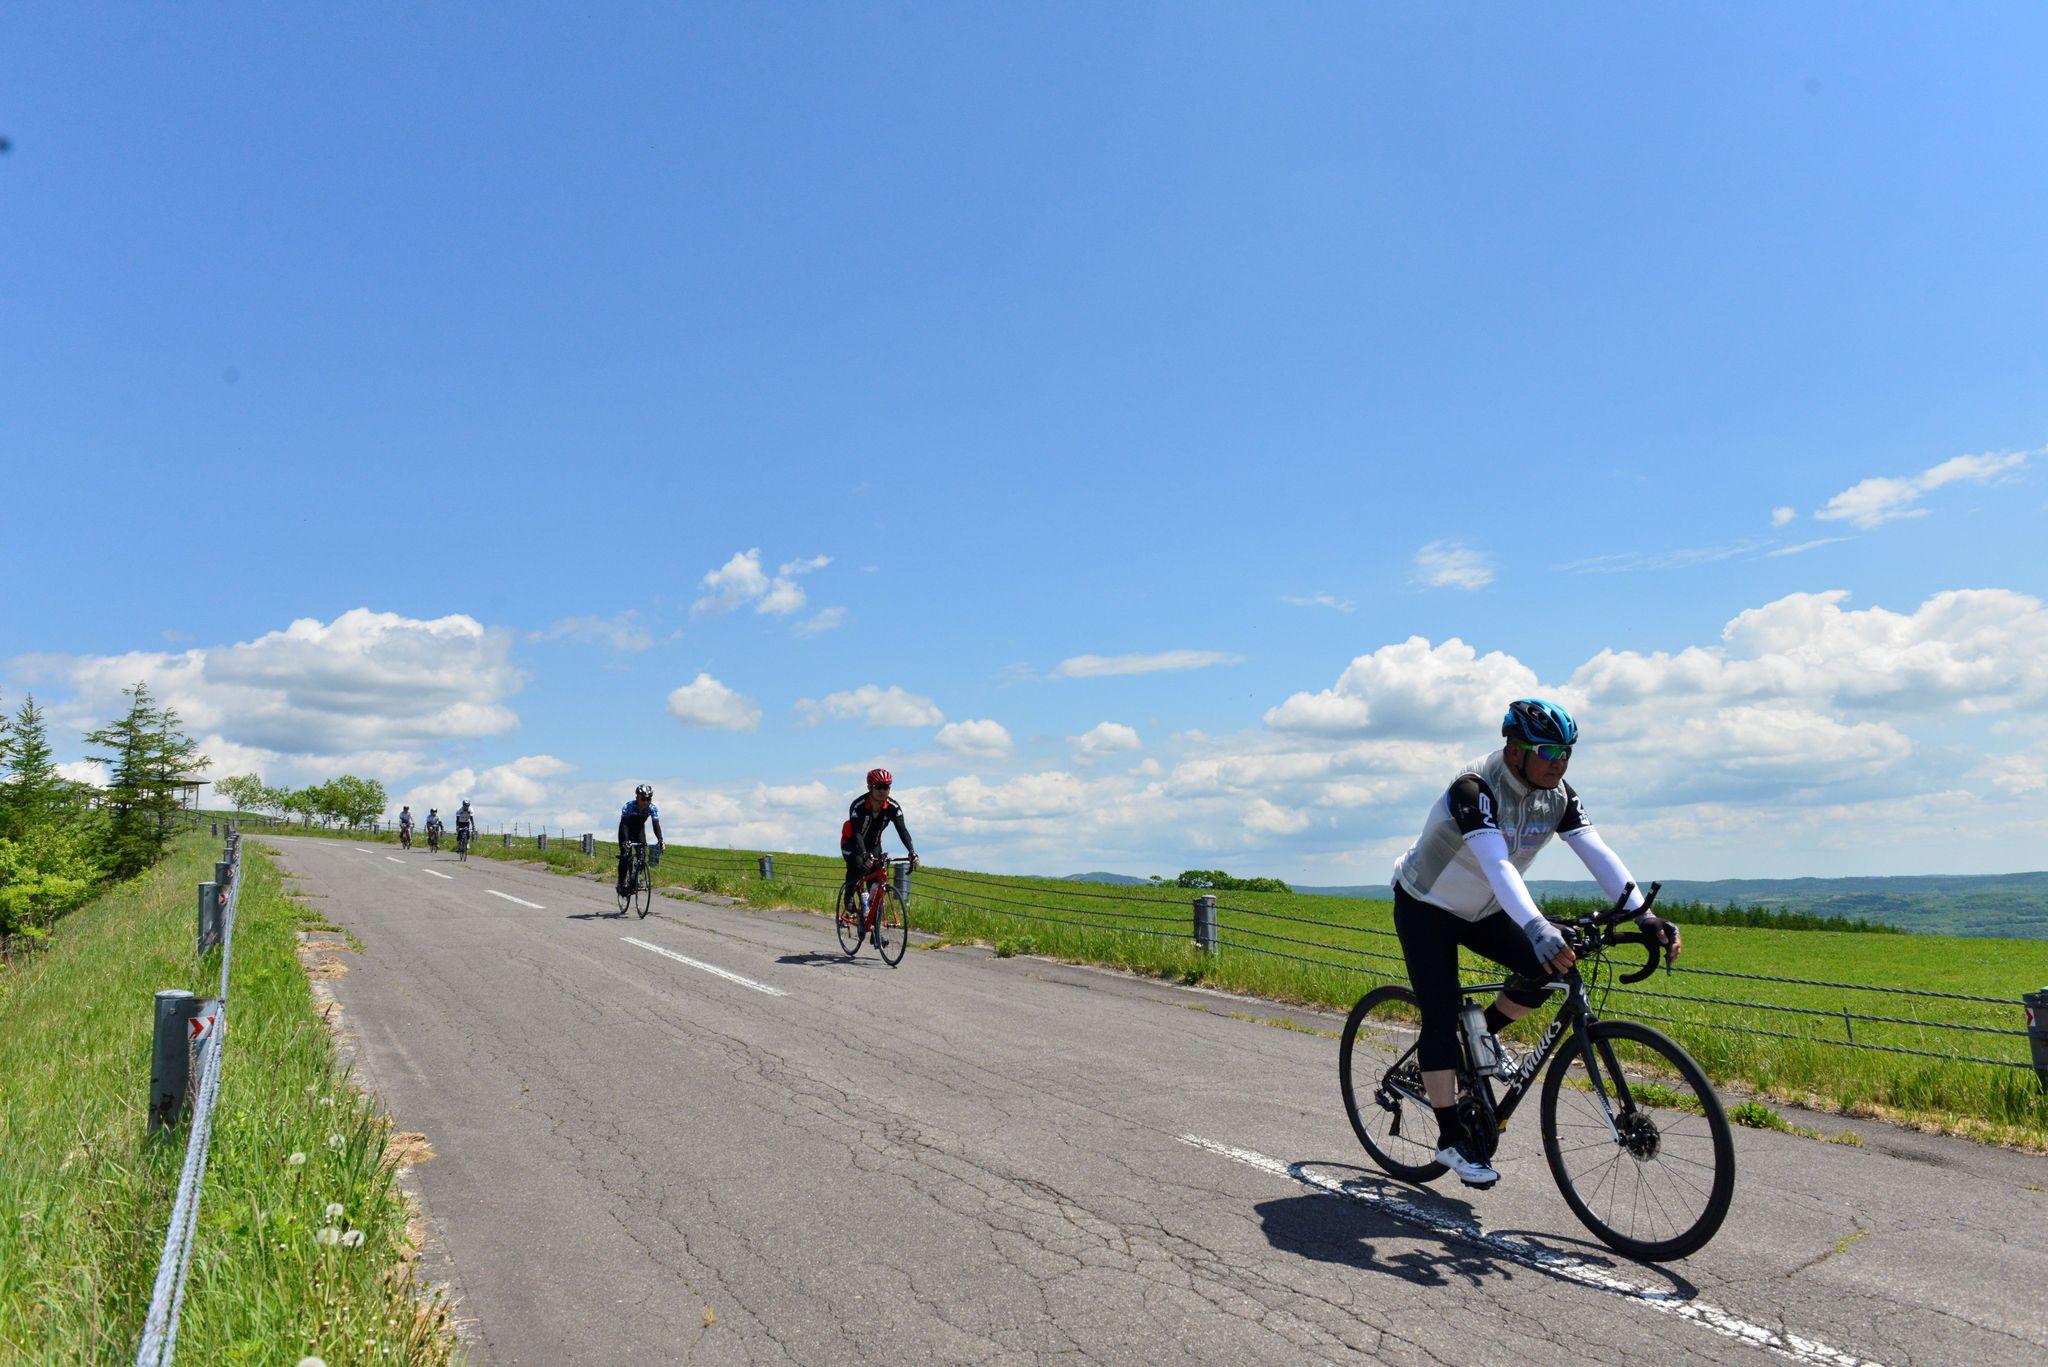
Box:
[1462,828,1547,932]
[1560,827,1647,913]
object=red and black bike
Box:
[837,856,912,965]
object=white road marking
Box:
[623,937,787,997]
[423,869,454,880]
[385,857,406,865]
[486,890,545,909]
[355,847,375,853]
[1175,1135,1878,1367]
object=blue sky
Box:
[4,4,2044,883]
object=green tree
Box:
[323,774,388,828]
[82,682,210,876]
[214,772,268,815]
[1172,868,1292,894]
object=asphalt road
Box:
[262,835,2048,1366]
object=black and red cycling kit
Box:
[841,794,915,896]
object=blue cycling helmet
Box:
[1502,698,1578,748]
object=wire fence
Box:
[136,829,242,1367]
[667,852,2045,1079]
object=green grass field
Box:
[0,831,457,1365]
[252,819,2048,1146]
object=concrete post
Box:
[150,990,201,1131]
[1193,895,1219,954]
[2027,989,2048,1091]
[893,862,911,903]
[582,833,595,857]
[759,855,774,880]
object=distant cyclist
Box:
[841,769,917,912]
[397,805,414,847]
[617,785,666,894]
[455,800,477,848]
[1392,699,1681,1189]
[425,808,444,851]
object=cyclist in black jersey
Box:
[616,785,665,894]
[842,768,917,910]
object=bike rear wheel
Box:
[836,887,864,956]
[1540,1019,1735,1262]
[1338,985,1447,1183]
[874,885,909,966]
[616,865,633,916]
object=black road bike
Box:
[1339,883,1735,1262]
[456,826,473,862]
[617,841,657,918]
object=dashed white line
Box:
[355,847,375,853]
[623,937,787,997]
[422,869,454,880]
[486,889,544,909]
[385,857,406,865]
[1174,1135,1878,1366]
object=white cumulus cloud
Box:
[1071,721,1142,760]
[935,719,1015,760]
[691,549,833,619]
[666,673,763,732]
[796,685,945,729]
[1265,637,1538,739]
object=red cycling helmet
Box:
[867,768,893,788]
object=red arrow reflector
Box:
[189,1014,218,1042]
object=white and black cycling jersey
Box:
[1394,748,1617,922]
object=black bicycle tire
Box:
[1539,1019,1735,1262]
[876,886,909,966]
[836,887,863,956]
[1339,985,1448,1183]
[636,866,652,918]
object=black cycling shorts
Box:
[1392,882,1550,1073]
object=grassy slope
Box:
[266,823,2048,1144]
[0,833,456,1365]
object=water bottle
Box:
[1459,1003,1502,1077]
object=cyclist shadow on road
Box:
[1255,1163,1699,1300]
[776,952,861,967]
[565,908,632,922]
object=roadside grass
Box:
[266,824,2048,1146]
[0,832,457,1365]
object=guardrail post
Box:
[150,990,201,1131]
[2027,989,2048,1091]
[1192,894,1218,953]
[197,883,221,954]
[501,831,510,849]
[759,855,774,880]
[210,821,218,837]
[537,832,548,853]
[582,833,595,856]
[893,862,911,902]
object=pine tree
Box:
[82,682,208,876]
[0,694,65,841]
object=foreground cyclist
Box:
[841,768,918,911]
[455,799,477,849]
[397,805,414,847]
[616,785,666,894]
[1392,699,1680,1189]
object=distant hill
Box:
[1060,872,1154,886]
[1288,873,2048,939]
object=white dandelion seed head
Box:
[287,1152,308,1167]
[298,1358,328,1367]
[325,1202,344,1219]
[341,1229,365,1248]
[325,1134,345,1150]
[316,1226,341,1245]
[318,1096,336,1108]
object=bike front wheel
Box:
[874,885,909,966]
[1540,1019,1735,1262]
[635,869,652,918]
[1338,985,1447,1183]
[836,889,864,956]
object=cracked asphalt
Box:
[264,836,2048,1366]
